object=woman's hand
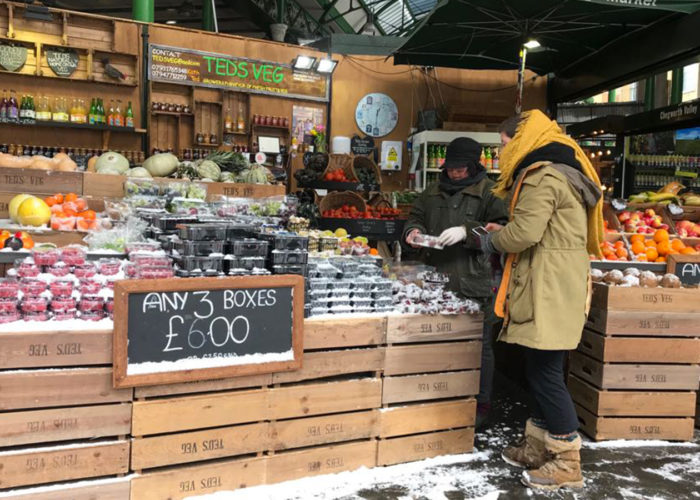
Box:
[485,223,504,232]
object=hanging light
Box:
[524,39,541,49]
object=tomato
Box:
[64,193,78,203]
[79,209,97,220]
[54,193,64,204]
[74,198,87,212]
[44,196,57,207]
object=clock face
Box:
[355,93,398,138]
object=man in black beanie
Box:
[403,137,508,427]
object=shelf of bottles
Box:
[0,89,137,131]
[423,143,500,186]
[628,154,700,193]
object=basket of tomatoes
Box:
[45,193,98,231]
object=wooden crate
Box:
[576,404,695,441]
[0,368,133,411]
[81,172,126,198]
[382,371,480,405]
[0,329,113,369]
[569,351,700,391]
[0,403,132,447]
[383,341,481,376]
[386,313,483,344]
[0,477,131,500]
[130,456,266,500]
[132,378,382,436]
[268,410,378,451]
[568,375,696,417]
[205,182,286,200]
[304,316,386,349]
[266,440,377,484]
[0,440,130,489]
[0,168,83,196]
[378,399,476,438]
[377,428,474,466]
[591,282,700,313]
[131,422,267,470]
[578,329,700,364]
[586,307,700,337]
[271,347,385,385]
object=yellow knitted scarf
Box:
[493,109,604,258]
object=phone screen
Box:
[471,226,489,237]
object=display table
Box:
[0,312,482,499]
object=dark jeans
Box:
[524,347,579,435]
[477,319,496,405]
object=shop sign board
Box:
[667,254,700,287]
[113,276,304,387]
[46,48,79,77]
[148,44,329,102]
[351,135,375,156]
[0,43,27,72]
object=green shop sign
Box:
[148,44,329,102]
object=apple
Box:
[618,211,631,223]
[644,209,656,217]
[645,227,655,234]
[678,228,688,237]
[659,223,669,230]
[625,223,637,232]
[630,213,641,222]
[636,226,647,233]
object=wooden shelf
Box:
[151,110,194,117]
[253,124,290,131]
[1,120,145,134]
[195,143,222,148]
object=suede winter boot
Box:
[501,419,548,469]
[521,432,584,491]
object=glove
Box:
[406,229,422,248]
[438,226,467,247]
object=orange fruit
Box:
[629,234,645,245]
[667,249,679,255]
[680,247,697,255]
[614,240,625,249]
[606,255,618,261]
[656,256,666,263]
[645,248,658,261]
[653,229,670,243]
[671,239,686,251]
[615,247,628,258]
[636,254,648,262]
[657,241,671,256]
[631,241,645,255]
[644,239,657,248]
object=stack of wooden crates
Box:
[569,283,700,441]
[129,313,482,500]
[0,313,482,499]
[0,327,132,498]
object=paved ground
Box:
[197,372,700,500]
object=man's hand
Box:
[406,229,422,248]
[438,226,467,247]
[485,222,504,232]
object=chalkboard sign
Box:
[113,276,304,387]
[0,44,27,72]
[46,48,79,77]
[667,254,700,287]
[351,135,375,156]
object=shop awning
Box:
[392,0,700,100]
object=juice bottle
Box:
[8,90,19,122]
[89,98,97,125]
[36,96,51,121]
[0,89,7,121]
[107,99,115,126]
[114,100,123,127]
[70,98,80,123]
[125,101,134,127]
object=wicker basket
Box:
[319,191,367,214]
[353,155,382,186]
[323,153,356,181]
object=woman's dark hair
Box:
[498,114,524,139]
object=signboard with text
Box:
[667,254,700,287]
[148,44,329,102]
[113,276,304,387]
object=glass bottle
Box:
[108,99,115,126]
[70,98,81,123]
[236,104,245,132]
[492,147,499,170]
[0,89,7,121]
[125,101,134,128]
[36,96,50,121]
[480,147,486,167]
[89,98,97,125]
[8,90,19,122]
[224,106,233,133]
[114,100,123,127]
[485,146,492,170]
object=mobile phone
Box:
[471,226,489,238]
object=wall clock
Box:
[355,93,398,137]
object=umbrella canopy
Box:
[393,0,700,75]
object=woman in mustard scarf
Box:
[479,110,604,491]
